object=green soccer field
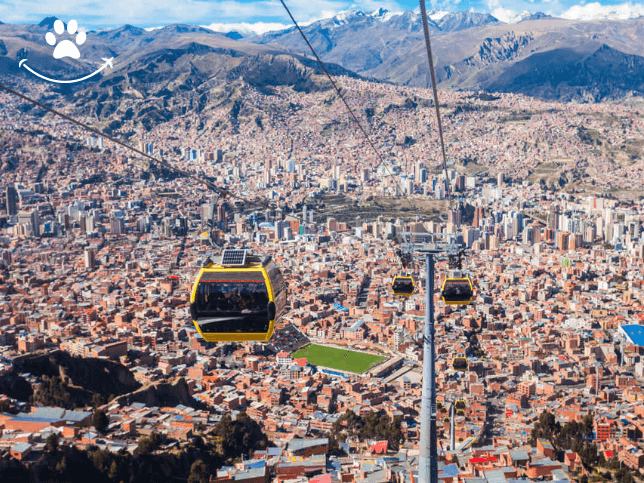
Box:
[291,344,387,374]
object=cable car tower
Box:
[394,232,472,483]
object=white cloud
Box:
[561,2,644,21]
[491,7,516,22]
[490,7,535,22]
[201,21,291,36]
[0,0,406,30]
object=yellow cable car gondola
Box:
[190,249,287,342]
[455,399,466,415]
[452,356,468,371]
[441,277,473,305]
[392,276,415,297]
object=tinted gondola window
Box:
[196,281,269,316]
[393,278,414,295]
[442,281,472,302]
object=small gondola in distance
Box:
[452,356,468,371]
[441,277,474,305]
[392,275,415,297]
[190,249,287,342]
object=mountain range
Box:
[2,9,644,129]
[0,19,358,130]
[250,8,644,100]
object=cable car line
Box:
[0,82,298,231]
[0,82,234,199]
[418,0,453,213]
[278,0,414,210]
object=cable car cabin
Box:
[455,399,466,411]
[190,249,287,342]
[452,356,468,371]
[392,276,415,297]
[441,277,473,305]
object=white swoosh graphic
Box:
[19,58,114,84]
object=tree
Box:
[137,431,162,455]
[615,467,634,483]
[91,448,110,473]
[108,460,119,480]
[213,413,268,461]
[582,414,594,439]
[91,393,104,408]
[45,433,59,452]
[188,460,209,483]
[92,408,109,434]
[326,433,346,456]
[55,456,67,473]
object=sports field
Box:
[291,344,387,374]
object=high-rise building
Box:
[455,175,465,192]
[110,217,125,235]
[30,209,40,237]
[472,207,483,229]
[394,328,404,349]
[6,186,18,216]
[217,200,227,230]
[556,231,570,251]
[448,209,461,227]
[547,210,559,230]
[84,248,96,270]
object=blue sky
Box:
[1,0,644,33]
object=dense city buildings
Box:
[1,74,644,482]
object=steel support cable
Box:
[278,0,414,210]
[0,82,235,198]
[418,0,453,213]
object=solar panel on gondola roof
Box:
[221,249,247,266]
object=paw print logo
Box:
[45,19,86,60]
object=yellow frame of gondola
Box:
[392,275,415,297]
[190,265,277,342]
[441,277,474,305]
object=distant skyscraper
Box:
[6,186,18,216]
[556,231,570,251]
[84,248,96,270]
[448,209,461,227]
[455,175,465,192]
[472,207,482,229]
[31,209,40,237]
[110,217,125,235]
